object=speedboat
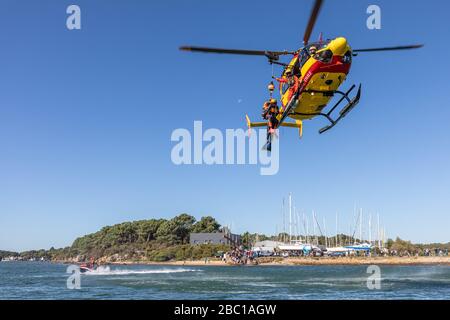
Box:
[79,262,97,273]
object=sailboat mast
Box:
[293,205,297,241]
[312,211,316,245]
[377,213,381,248]
[335,212,338,247]
[306,214,309,244]
[289,193,292,243]
[359,208,363,243]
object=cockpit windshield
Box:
[299,40,332,67]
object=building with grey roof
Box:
[189,232,241,246]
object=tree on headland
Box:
[389,237,416,253]
[171,213,196,244]
[138,219,164,242]
[155,219,178,244]
[192,216,220,233]
[0,250,19,259]
[154,213,197,244]
[241,232,251,247]
[117,222,139,244]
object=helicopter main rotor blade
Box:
[179,46,294,59]
[353,44,424,53]
[303,0,324,45]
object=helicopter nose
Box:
[332,37,348,56]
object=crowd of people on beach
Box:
[223,247,258,265]
[387,248,449,257]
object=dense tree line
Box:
[0,250,19,259]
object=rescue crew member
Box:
[276,69,300,97]
[308,45,318,56]
[262,99,280,134]
[261,100,271,120]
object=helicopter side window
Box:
[314,49,333,63]
[343,50,352,64]
[292,58,301,77]
[299,48,310,67]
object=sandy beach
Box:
[102,256,450,267]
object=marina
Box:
[236,193,448,263]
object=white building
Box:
[252,240,285,253]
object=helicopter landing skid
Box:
[292,84,361,134]
[318,84,361,134]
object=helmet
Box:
[309,46,318,54]
[270,99,277,104]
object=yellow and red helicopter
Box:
[180,0,422,150]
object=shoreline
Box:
[56,256,450,267]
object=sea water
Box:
[0,262,449,299]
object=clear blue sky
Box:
[1,0,449,251]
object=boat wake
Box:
[83,266,201,276]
